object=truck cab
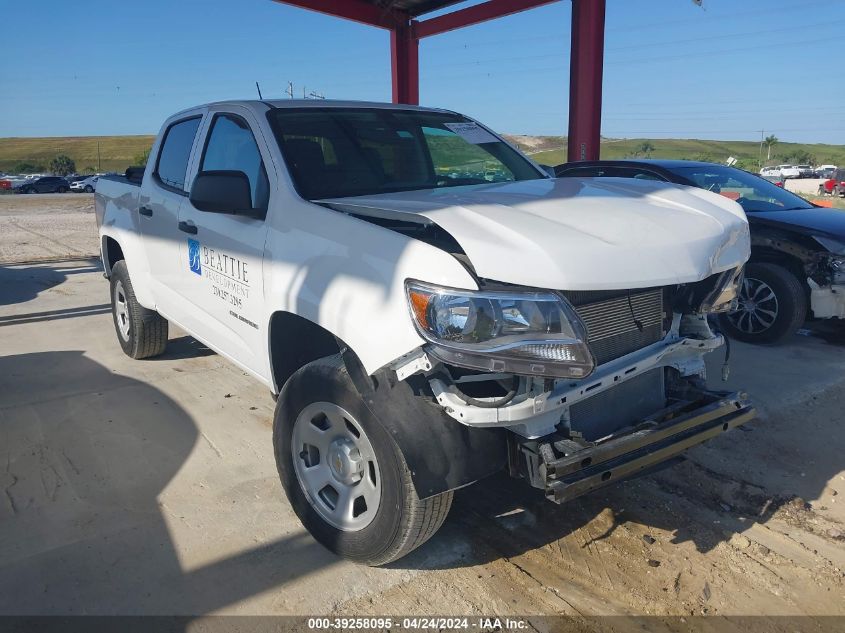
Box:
[96,100,755,565]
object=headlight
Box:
[405,281,595,379]
[700,267,744,313]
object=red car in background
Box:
[0,179,12,190]
[818,167,845,197]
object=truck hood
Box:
[321,177,750,291]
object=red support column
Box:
[391,21,419,105]
[567,0,606,162]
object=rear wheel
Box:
[274,355,452,565]
[110,260,168,359]
[718,262,807,344]
[57,186,67,193]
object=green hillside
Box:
[1,134,843,175]
[516,137,845,171]
[0,135,155,173]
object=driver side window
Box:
[201,114,270,213]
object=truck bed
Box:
[94,174,141,229]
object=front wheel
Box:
[84,185,94,193]
[718,262,807,344]
[110,260,169,359]
[273,355,452,566]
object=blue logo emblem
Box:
[188,239,202,275]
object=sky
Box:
[1,0,844,143]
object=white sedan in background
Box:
[778,164,800,179]
[70,175,98,193]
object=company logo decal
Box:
[188,239,202,275]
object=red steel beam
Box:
[391,21,420,104]
[567,0,606,161]
[270,0,402,30]
[415,0,561,39]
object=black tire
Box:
[273,355,452,566]
[109,260,168,359]
[57,186,67,193]
[718,262,807,344]
[24,187,36,194]
[818,185,825,196]
[84,185,94,193]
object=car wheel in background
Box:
[84,185,94,193]
[274,355,453,565]
[109,260,169,359]
[57,186,67,193]
[25,187,37,194]
[718,262,807,344]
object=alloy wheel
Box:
[727,276,779,334]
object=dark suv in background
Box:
[555,159,845,345]
[17,176,70,194]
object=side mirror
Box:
[190,170,257,216]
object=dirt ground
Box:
[0,193,98,263]
[1,194,843,622]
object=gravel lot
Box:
[1,193,844,622]
[0,193,97,263]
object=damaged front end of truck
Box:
[390,270,756,504]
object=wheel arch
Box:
[268,311,342,394]
[749,245,807,282]
[268,311,507,498]
[101,235,125,277]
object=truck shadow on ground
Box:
[0,351,333,616]
[152,334,216,360]
[0,258,102,306]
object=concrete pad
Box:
[0,259,418,615]
[2,258,845,616]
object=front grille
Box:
[569,367,666,441]
[564,288,664,365]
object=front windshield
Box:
[266,108,543,199]
[672,165,813,212]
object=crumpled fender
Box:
[342,347,507,499]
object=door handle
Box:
[178,221,198,235]
[139,206,153,217]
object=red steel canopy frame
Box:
[271,0,606,161]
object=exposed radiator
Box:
[569,367,666,441]
[565,288,665,365]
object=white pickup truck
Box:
[96,100,755,565]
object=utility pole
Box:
[286,81,294,99]
[97,139,101,173]
[758,129,764,170]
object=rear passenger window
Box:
[155,117,201,191]
[200,114,269,212]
